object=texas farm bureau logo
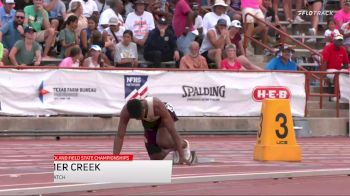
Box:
[124,75,148,100]
[252,86,291,102]
[182,85,226,101]
[38,81,97,103]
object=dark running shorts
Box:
[143,102,178,156]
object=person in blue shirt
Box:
[265,45,297,71]
[0,0,16,28]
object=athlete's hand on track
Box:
[179,157,191,165]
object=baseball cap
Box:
[230,20,242,28]
[109,17,120,26]
[90,45,102,51]
[217,18,227,26]
[212,0,228,8]
[24,26,36,33]
[334,34,344,40]
[158,17,168,25]
[5,0,15,3]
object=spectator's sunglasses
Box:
[16,16,25,19]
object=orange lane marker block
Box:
[254,99,302,161]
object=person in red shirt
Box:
[322,34,349,80]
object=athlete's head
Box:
[126,99,143,119]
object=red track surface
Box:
[1,136,350,195]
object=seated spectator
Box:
[221,43,262,70]
[115,30,138,67]
[334,0,350,29]
[322,34,349,80]
[191,2,203,42]
[102,17,125,55]
[179,41,208,69]
[83,44,111,67]
[9,26,42,66]
[265,45,297,71]
[0,0,16,28]
[0,10,25,62]
[80,16,98,55]
[125,0,155,47]
[90,29,104,47]
[325,19,340,45]
[24,0,56,58]
[68,0,98,18]
[306,0,323,43]
[144,17,179,68]
[220,44,243,70]
[44,0,67,30]
[228,20,244,56]
[202,0,230,35]
[199,19,230,68]
[172,0,195,55]
[15,0,33,11]
[98,0,124,31]
[65,1,88,40]
[59,15,78,58]
[124,0,134,17]
[58,46,81,67]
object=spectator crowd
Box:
[0,0,348,73]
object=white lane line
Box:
[1,168,350,196]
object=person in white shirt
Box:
[115,30,138,67]
[202,0,230,35]
[68,0,98,18]
[125,0,155,47]
[325,19,340,45]
[98,0,124,32]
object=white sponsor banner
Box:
[0,69,306,116]
[53,155,172,183]
[339,73,350,101]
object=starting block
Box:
[172,151,198,165]
[254,99,302,161]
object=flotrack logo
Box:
[182,86,226,101]
[252,86,291,102]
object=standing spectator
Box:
[325,19,340,45]
[229,20,244,56]
[306,0,323,43]
[68,0,98,18]
[44,0,67,30]
[172,0,195,55]
[334,0,350,29]
[179,41,208,69]
[202,0,230,35]
[66,1,88,39]
[59,15,78,58]
[80,16,98,55]
[58,46,81,67]
[9,26,42,66]
[0,0,16,28]
[265,45,297,71]
[125,0,155,47]
[242,0,267,55]
[322,34,349,80]
[98,0,124,31]
[94,0,110,14]
[144,17,179,68]
[0,10,25,61]
[199,19,230,68]
[115,30,139,67]
[24,0,56,59]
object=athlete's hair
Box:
[126,99,143,118]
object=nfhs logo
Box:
[252,86,291,102]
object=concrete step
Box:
[307,100,349,109]
[0,116,348,137]
[308,109,349,117]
